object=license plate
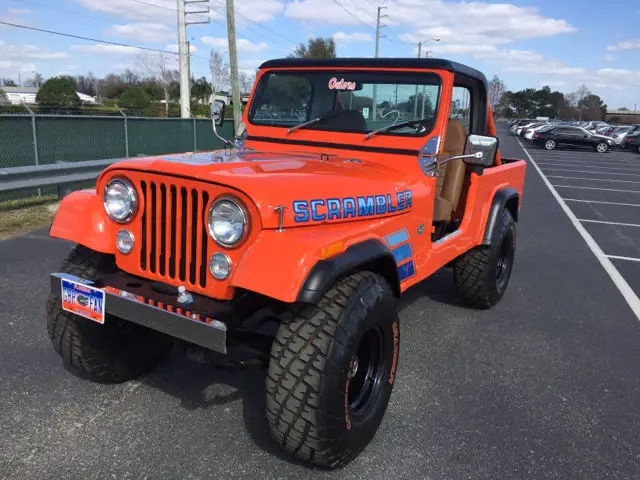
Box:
[61,279,106,324]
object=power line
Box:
[331,0,376,31]
[0,20,209,61]
[127,0,223,26]
[209,0,298,47]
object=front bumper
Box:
[51,272,230,353]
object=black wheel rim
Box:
[496,232,514,291]
[348,327,384,416]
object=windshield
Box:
[248,70,442,137]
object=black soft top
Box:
[259,57,487,88]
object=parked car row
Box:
[508,118,640,154]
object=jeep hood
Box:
[104,149,414,229]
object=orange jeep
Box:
[46,58,526,468]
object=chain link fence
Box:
[0,109,234,202]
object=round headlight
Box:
[116,229,134,254]
[104,178,137,223]
[208,198,247,247]
[209,253,231,280]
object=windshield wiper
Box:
[287,116,323,134]
[364,119,428,140]
[287,110,349,134]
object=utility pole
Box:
[372,6,386,122]
[177,0,210,118]
[413,41,422,117]
[226,0,242,135]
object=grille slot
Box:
[140,181,209,288]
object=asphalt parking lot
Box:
[516,135,640,298]
[2,128,640,479]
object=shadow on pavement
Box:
[138,350,319,470]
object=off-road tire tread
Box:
[266,271,389,468]
[46,245,171,383]
[454,210,514,309]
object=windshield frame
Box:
[246,68,443,139]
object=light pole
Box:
[414,36,440,117]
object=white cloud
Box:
[20,63,36,72]
[70,44,142,56]
[72,0,278,24]
[109,22,175,42]
[239,59,266,71]
[286,0,377,25]
[0,41,67,60]
[602,54,615,61]
[333,31,373,44]
[165,43,197,54]
[606,39,640,51]
[201,37,269,53]
[7,8,31,15]
[236,0,284,22]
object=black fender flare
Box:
[481,187,519,245]
[296,239,400,304]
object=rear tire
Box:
[544,139,556,150]
[46,245,173,383]
[266,272,400,469]
[454,210,516,309]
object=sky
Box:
[0,0,639,110]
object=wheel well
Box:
[357,256,401,298]
[481,188,519,245]
[505,196,519,223]
[296,239,400,304]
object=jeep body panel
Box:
[49,58,526,305]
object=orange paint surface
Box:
[50,64,526,303]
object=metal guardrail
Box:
[0,158,123,196]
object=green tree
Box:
[191,76,212,104]
[578,94,607,121]
[292,37,337,58]
[118,86,152,111]
[36,77,81,107]
[0,87,8,105]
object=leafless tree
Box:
[209,48,231,96]
[138,52,176,116]
[488,75,505,110]
[238,71,255,94]
[24,72,45,88]
[574,83,591,120]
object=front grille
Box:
[139,180,210,288]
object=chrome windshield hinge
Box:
[274,205,287,232]
[418,135,442,177]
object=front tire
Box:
[544,139,556,150]
[454,210,516,309]
[266,272,400,469]
[595,142,608,153]
[46,245,173,383]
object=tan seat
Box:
[433,119,468,222]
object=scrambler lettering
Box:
[389,322,399,385]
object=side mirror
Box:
[463,134,498,167]
[211,100,225,127]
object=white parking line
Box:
[579,219,640,227]
[516,137,640,322]
[533,158,640,168]
[552,185,640,193]
[564,199,640,207]
[540,168,640,177]
[608,255,640,263]
[536,163,640,174]
[547,175,640,184]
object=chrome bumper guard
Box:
[50,273,228,354]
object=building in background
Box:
[0,86,97,105]
[606,109,640,124]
